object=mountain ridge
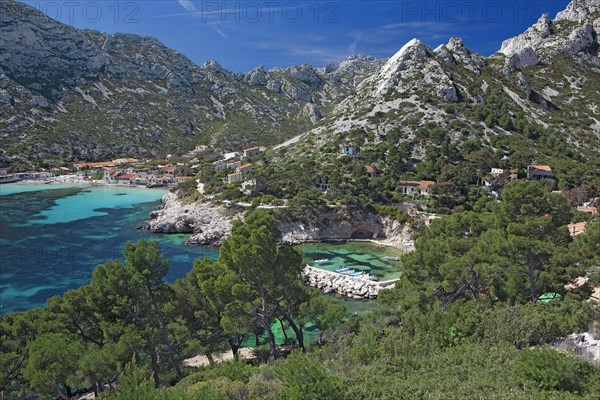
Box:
[1,0,599,178]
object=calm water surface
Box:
[0,184,218,314]
[0,184,400,316]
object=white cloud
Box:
[177,0,196,12]
[348,33,363,54]
[212,26,228,39]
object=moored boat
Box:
[384,256,400,261]
[333,267,350,273]
[315,258,330,264]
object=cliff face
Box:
[146,193,412,248]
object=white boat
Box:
[315,258,330,263]
[333,267,350,273]
[384,256,400,261]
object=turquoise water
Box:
[299,242,404,280]
[0,184,400,316]
[0,184,218,314]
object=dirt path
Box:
[183,348,255,368]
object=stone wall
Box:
[302,266,397,299]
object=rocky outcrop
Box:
[502,47,539,75]
[555,0,600,22]
[302,266,397,299]
[500,14,553,57]
[553,332,600,365]
[145,193,235,246]
[500,1,599,59]
[146,196,413,249]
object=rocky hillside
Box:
[0,0,379,167]
[1,0,599,182]
[277,0,600,176]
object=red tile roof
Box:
[529,165,552,172]
[419,180,435,188]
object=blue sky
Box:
[22,0,570,71]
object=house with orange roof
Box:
[227,161,242,170]
[243,147,261,158]
[228,172,243,184]
[527,165,553,180]
[397,180,435,197]
[236,164,253,174]
[365,165,376,179]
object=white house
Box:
[340,144,360,157]
[397,180,435,197]
[236,164,253,174]
[228,172,243,184]
[213,159,227,172]
[243,147,261,158]
[227,161,242,170]
[316,176,330,192]
[490,168,504,176]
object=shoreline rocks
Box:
[146,194,414,250]
[302,266,397,299]
[145,192,234,246]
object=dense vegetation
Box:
[1,182,599,399]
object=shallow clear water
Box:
[0,184,400,316]
[299,242,404,280]
[0,184,218,314]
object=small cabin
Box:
[340,144,360,157]
[397,180,435,197]
[527,165,553,180]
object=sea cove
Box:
[0,183,400,314]
[0,184,218,314]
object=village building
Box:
[397,180,435,197]
[228,172,243,184]
[490,168,505,176]
[227,161,242,170]
[176,176,194,183]
[316,176,330,192]
[340,144,360,157]
[243,147,261,158]
[236,164,253,174]
[365,165,376,179]
[213,159,227,172]
[223,152,238,161]
[527,165,553,180]
[241,177,267,195]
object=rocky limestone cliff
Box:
[145,193,235,246]
[146,193,413,248]
[500,0,599,60]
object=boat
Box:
[315,258,330,264]
[339,269,356,275]
[349,271,364,277]
[384,256,400,261]
[333,267,350,273]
